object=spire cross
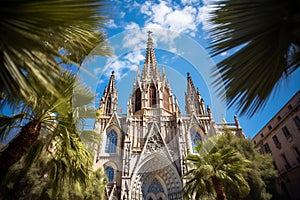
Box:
[147,30,152,37]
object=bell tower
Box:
[128,31,179,116]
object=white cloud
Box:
[100,0,217,80]
[141,1,202,37]
[197,3,215,32]
[164,6,197,33]
[124,22,140,30]
[120,12,126,18]
[106,19,117,28]
[181,0,199,5]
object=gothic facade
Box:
[94,33,244,200]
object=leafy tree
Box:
[0,139,107,199]
[183,137,250,200]
[0,72,97,183]
[0,0,110,105]
[208,0,300,116]
[216,130,279,200]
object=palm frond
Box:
[209,0,300,116]
[0,0,111,103]
[0,113,26,141]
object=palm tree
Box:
[183,138,250,200]
[0,72,96,183]
[208,0,300,116]
[0,0,110,104]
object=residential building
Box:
[252,90,300,200]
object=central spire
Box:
[142,31,160,81]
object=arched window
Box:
[191,130,202,153]
[149,86,157,107]
[105,130,118,153]
[135,88,141,112]
[148,178,164,195]
[105,166,114,182]
[163,88,170,110]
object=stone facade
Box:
[94,33,244,200]
[252,91,300,200]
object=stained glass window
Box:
[105,166,114,182]
[148,178,164,195]
[105,130,117,153]
[191,130,202,153]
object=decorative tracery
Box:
[191,130,202,153]
[148,178,164,195]
[145,132,164,154]
[105,166,114,182]
[105,130,118,153]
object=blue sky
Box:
[79,0,300,138]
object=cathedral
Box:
[94,33,244,200]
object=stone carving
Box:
[145,132,164,154]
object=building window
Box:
[135,88,142,112]
[191,130,202,153]
[260,133,264,138]
[105,130,118,153]
[288,104,293,110]
[293,116,300,128]
[282,154,291,170]
[282,126,291,138]
[258,148,264,154]
[294,147,300,164]
[272,135,281,148]
[105,166,114,182]
[149,86,157,107]
[277,116,282,121]
[272,135,280,145]
[148,178,164,195]
[163,88,170,110]
[253,140,256,145]
[264,143,271,153]
[268,125,272,130]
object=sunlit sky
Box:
[79,0,300,138]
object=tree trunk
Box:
[211,175,227,200]
[0,120,41,181]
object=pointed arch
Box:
[135,88,141,112]
[148,178,164,195]
[163,88,170,111]
[190,126,205,153]
[105,166,114,182]
[149,85,157,107]
[105,129,118,153]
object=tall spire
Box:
[98,71,118,115]
[142,31,160,81]
[185,72,206,115]
[107,71,116,93]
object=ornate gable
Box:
[138,122,173,163]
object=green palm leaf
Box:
[209,0,300,116]
[0,0,111,103]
